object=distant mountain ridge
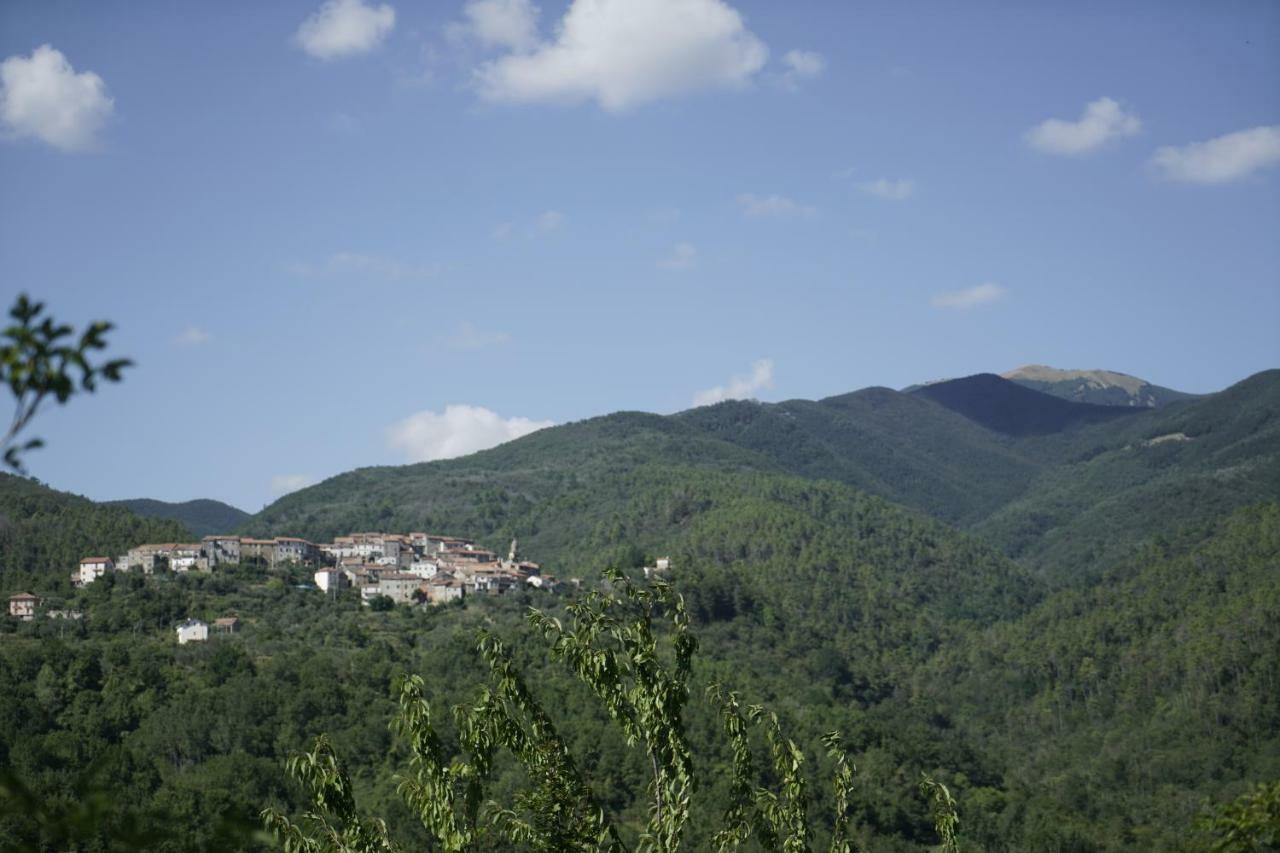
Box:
[105,497,249,538]
[908,373,1139,436]
[1002,364,1196,408]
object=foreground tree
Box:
[1,293,131,471]
[262,570,951,852]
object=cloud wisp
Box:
[0,45,113,151]
[859,177,914,201]
[174,326,212,347]
[931,282,1007,310]
[437,322,512,351]
[1151,125,1280,184]
[777,49,824,90]
[736,193,815,218]
[290,252,440,281]
[693,358,774,406]
[1026,97,1140,156]
[457,0,540,52]
[473,0,769,111]
[295,0,395,60]
[387,404,554,462]
[657,242,698,270]
[271,474,317,497]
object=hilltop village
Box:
[7,531,558,627]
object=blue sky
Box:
[2,0,1278,511]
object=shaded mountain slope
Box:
[106,497,249,538]
[910,373,1139,436]
[674,389,1039,524]
[1003,364,1197,408]
[975,369,1280,580]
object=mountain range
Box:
[1,364,1276,850]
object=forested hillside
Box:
[106,498,250,539]
[923,502,1280,849]
[0,474,191,590]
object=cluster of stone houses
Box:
[313,532,557,606]
[65,529,556,609]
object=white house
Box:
[407,560,439,580]
[170,544,201,573]
[176,619,209,644]
[78,556,114,586]
[314,567,349,593]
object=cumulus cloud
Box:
[0,45,113,151]
[271,474,316,496]
[736,193,815,218]
[174,326,211,347]
[931,282,1006,310]
[657,242,697,270]
[859,177,914,201]
[290,252,440,281]
[387,404,554,462]
[474,0,769,111]
[459,0,541,51]
[295,0,395,60]
[1026,97,1140,156]
[693,358,774,406]
[438,321,512,350]
[1151,125,1280,184]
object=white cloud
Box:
[438,321,512,350]
[736,193,815,218]
[460,0,541,52]
[474,0,768,111]
[1151,125,1280,184]
[693,358,774,406]
[295,0,395,60]
[492,221,515,239]
[174,326,211,347]
[271,474,316,496]
[778,49,824,90]
[290,252,440,281]
[1026,96,1140,155]
[535,209,564,232]
[658,242,697,270]
[0,45,113,152]
[387,404,554,462]
[931,282,1006,310]
[859,177,914,201]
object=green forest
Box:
[1,371,1278,850]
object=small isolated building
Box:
[176,618,209,644]
[213,616,240,634]
[77,557,114,586]
[9,592,39,621]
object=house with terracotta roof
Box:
[8,592,39,620]
[213,616,240,634]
